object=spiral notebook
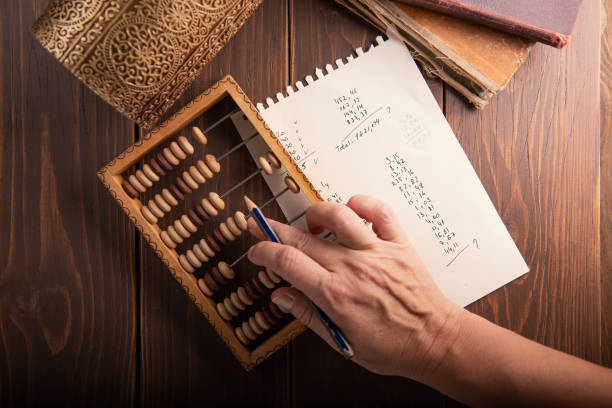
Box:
[232,36,528,307]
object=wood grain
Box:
[138,1,291,406]
[0,0,137,406]
[601,0,612,368]
[444,0,601,362]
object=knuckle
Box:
[276,246,299,272]
[374,202,395,223]
[296,304,316,327]
[293,230,312,252]
[328,206,354,231]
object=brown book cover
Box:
[31,0,263,128]
[395,0,583,48]
[336,0,532,108]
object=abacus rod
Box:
[259,186,290,210]
[220,168,263,199]
[287,210,306,225]
[216,132,259,162]
[201,109,241,135]
[230,250,249,268]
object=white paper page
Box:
[238,36,528,307]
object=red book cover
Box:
[395,0,583,48]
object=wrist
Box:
[402,299,467,384]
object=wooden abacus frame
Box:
[98,75,322,371]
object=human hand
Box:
[247,195,464,381]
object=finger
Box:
[271,287,349,355]
[248,241,328,297]
[306,202,376,249]
[247,217,340,266]
[347,195,407,243]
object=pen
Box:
[244,196,355,359]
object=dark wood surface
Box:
[0,0,606,406]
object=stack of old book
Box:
[336,0,582,108]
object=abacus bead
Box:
[196,160,213,179]
[205,154,221,173]
[262,307,277,325]
[174,219,190,239]
[192,126,207,145]
[235,327,250,345]
[245,281,259,300]
[237,287,253,305]
[178,135,194,155]
[216,303,232,321]
[157,153,173,171]
[249,316,264,335]
[189,165,206,183]
[284,176,300,193]
[242,322,257,341]
[169,184,185,201]
[175,177,192,195]
[206,234,221,252]
[129,175,146,192]
[143,164,159,182]
[160,231,177,249]
[268,302,283,319]
[170,141,187,160]
[267,151,282,168]
[188,210,204,227]
[230,292,246,310]
[186,250,202,269]
[181,214,197,233]
[141,206,158,224]
[223,298,239,316]
[148,201,164,218]
[219,222,236,241]
[266,268,282,284]
[218,262,235,279]
[258,156,273,175]
[195,204,210,221]
[199,238,215,257]
[258,270,275,289]
[208,192,225,210]
[204,273,220,292]
[211,267,228,286]
[179,254,195,273]
[122,180,139,198]
[213,229,227,246]
[167,225,184,244]
[182,171,198,190]
[252,277,267,296]
[149,157,166,176]
[197,278,213,296]
[255,311,271,330]
[156,193,172,211]
[234,211,248,231]
[163,147,180,165]
[136,169,153,187]
[201,198,218,217]
[192,244,209,263]
[226,216,241,236]
[162,187,179,205]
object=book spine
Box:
[394,0,569,48]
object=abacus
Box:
[98,76,322,370]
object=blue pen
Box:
[244,196,355,359]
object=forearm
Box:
[422,308,612,407]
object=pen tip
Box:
[243,195,256,211]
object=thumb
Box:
[271,287,345,354]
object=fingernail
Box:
[272,294,294,311]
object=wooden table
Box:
[1,0,608,406]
